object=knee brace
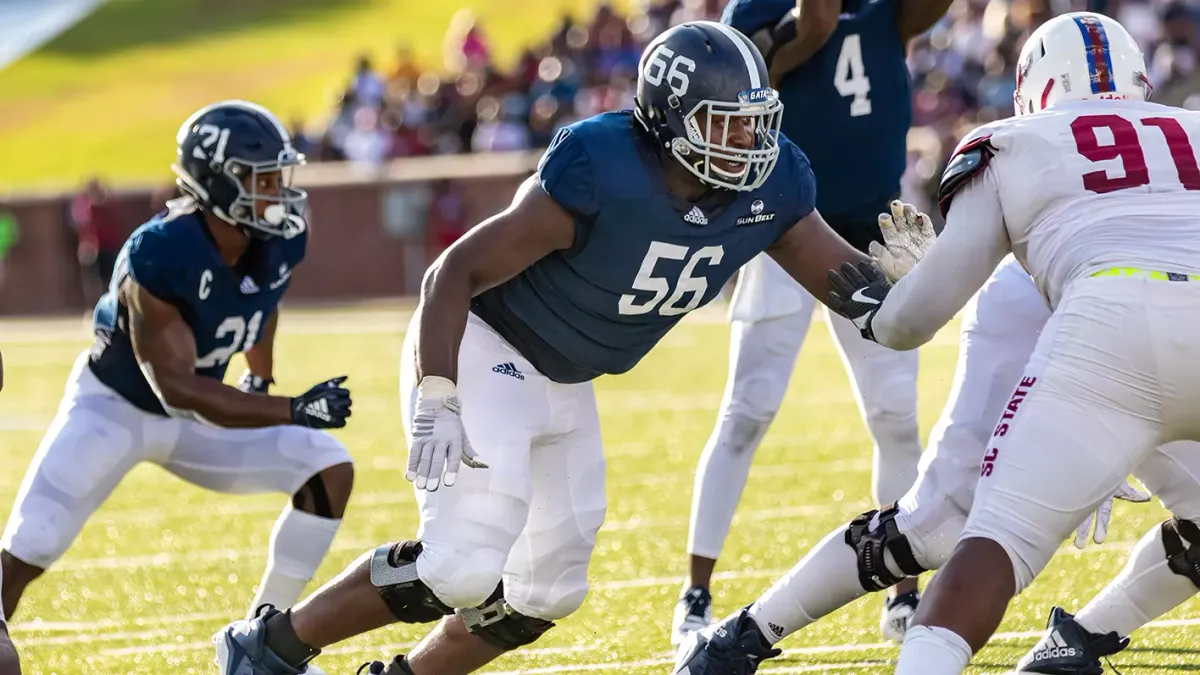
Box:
[1162,518,1200,589]
[844,503,927,592]
[457,585,555,650]
[369,541,453,624]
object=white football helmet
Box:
[1014,12,1152,116]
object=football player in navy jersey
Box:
[671,0,954,646]
[211,22,931,675]
[0,102,355,633]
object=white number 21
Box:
[195,310,263,369]
[619,242,724,316]
[834,34,872,117]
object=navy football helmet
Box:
[171,100,307,239]
[635,21,783,192]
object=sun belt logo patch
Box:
[738,199,775,226]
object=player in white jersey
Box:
[825,12,1200,675]
[0,350,22,675]
[671,12,1200,675]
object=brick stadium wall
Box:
[0,152,539,315]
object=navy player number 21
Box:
[619,242,725,316]
[196,310,264,368]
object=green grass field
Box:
[0,0,627,191]
[1,303,1198,674]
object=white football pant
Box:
[688,252,922,560]
[1,352,352,570]
[399,313,606,621]
[961,271,1200,592]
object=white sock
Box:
[747,525,878,644]
[248,505,342,619]
[1075,524,1199,638]
[687,414,770,560]
[894,625,972,675]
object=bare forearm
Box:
[158,374,293,427]
[414,260,473,383]
[769,1,839,84]
[245,312,278,379]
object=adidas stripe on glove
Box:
[291,376,353,429]
[407,376,488,492]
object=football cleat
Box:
[671,606,781,675]
[880,589,920,642]
[1008,606,1129,675]
[357,655,413,675]
[212,605,325,675]
[672,586,714,647]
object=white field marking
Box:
[480,616,1200,675]
[56,501,864,572]
[21,627,175,647]
[9,610,229,634]
[51,614,1200,664]
[100,638,594,658]
[19,538,1158,642]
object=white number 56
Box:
[619,242,724,316]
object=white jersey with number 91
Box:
[969,99,1200,307]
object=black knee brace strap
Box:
[458,584,555,650]
[845,502,926,592]
[369,541,454,624]
[293,473,333,518]
[1162,518,1200,589]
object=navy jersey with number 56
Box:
[471,111,816,384]
[723,0,912,226]
[89,208,305,415]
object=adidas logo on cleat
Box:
[492,362,525,380]
[1032,630,1079,661]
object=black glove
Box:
[237,370,274,394]
[290,376,352,429]
[826,261,892,342]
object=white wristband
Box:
[417,375,458,398]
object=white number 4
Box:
[619,242,724,316]
[834,34,872,117]
[643,46,696,97]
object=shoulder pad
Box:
[938,135,994,218]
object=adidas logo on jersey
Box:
[1031,630,1079,661]
[683,206,708,225]
[492,362,525,380]
[304,398,332,422]
[767,622,785,638]
[240,276,260,295]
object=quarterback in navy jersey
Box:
[670,0,955,646]
[211,21,929,675]
[0,101,355,632]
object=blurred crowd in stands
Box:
[288,0,1200,214]
[67,0,1200,293]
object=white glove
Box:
[869,200,937,283]
[406,376,488,492]
[1074,478,1152,549]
